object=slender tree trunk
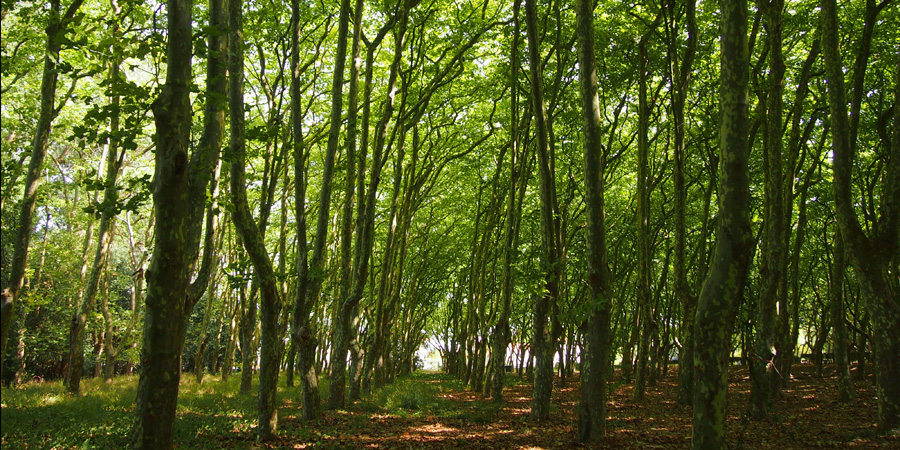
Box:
[831,230,855,401]
[327,0,365,411]
[750,0,786,418]
[227,0,283,438]
[666,0,698,407]
[777,38,820,390]
[194,271,220,384]
[291,0,355,421]
[691,0,753,447]
[492,0,524,404]
[1,0,85,360]
[130,0,222,445]
[575,0,612,438]
[238,282,257,394]
[524,0,562,421]
[222,289,240,383]
[634,33,653,403]
[65,128,121,393]
[821,0,900,431]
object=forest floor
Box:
[274,364,898,450]
[2,364,898,449]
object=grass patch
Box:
[1,374,268,449]
[368,374,444,415]
[2,370,500,449]
[1,376,137,449]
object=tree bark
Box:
[691,0,753,447]
[634,30,653,403]
[130,0,221,446]
[575,0,612,438]
[1,0,86,361]
[297,0,352,420]
[492,0,524,404]
[327,0,365,411]
[524,0,562,421]
[821,0,900,431]
[665,0,698,407]
[227,0,283,439]
[830,230,855,401]
[65,90,122,394]
[750,0,786,418]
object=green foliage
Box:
[0,374,266,449]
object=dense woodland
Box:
[1,0,898,448]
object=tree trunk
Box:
[291,0,356,421]
[777,37,821,392]
[691,0,753,447]
[634,31,653,403]
[1,0,85,361]
[750,0,786,418]
[665,0,698,407]
[492,0,526,400]
[227,0,283,438]
[65,129,120,393]
[326,0,365,411]
[830,230,855,401]
[821,0,900,431]
[574,0,613,438]
[68,9,127,389]
[130,0,221,445]
[238,282,257,394]
[222,290,240,383]
[524,0,562,421]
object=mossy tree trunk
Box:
[1,0,85,361]
[227,0,284,439]
[691,0,753,447]
[664,0,698,407]
[327,0,365,411]
[574,0,612,439]
[492,0,525,404]
[129,0,221,447]
[524,0,562,422]
[634,30,653,403]
[821,0,900,431]
[830,230,855,402]
[750,0,786,418]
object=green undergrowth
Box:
[1,370,512,449]
[0,374,291,449]
[361,371,517,423]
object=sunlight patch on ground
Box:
[411,422,459,434]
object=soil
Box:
[269,364,900,449]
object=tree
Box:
[821,0,900,431]
[226,0,285,439]
[524,0,563,422]
[327,0,365,410]
[750,0,787,418]
[492,0,525,404]
[64,4,129,391]
[664,0,698,407]
[129,0,221,446]
[691,0,754,447]
[1,0,85,362]
[574,0,613,439]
